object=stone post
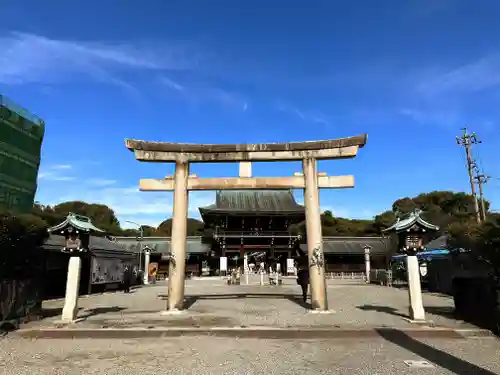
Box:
[166,161,189,312]
[302,157,328,311]
[61,256,82,322]
[406,255,426,321]
[244,253,249,285]
[143,249,151,285]
[364,246,371,283]
[239,161,252,178]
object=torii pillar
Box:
[166,161,189,312]
[303,157,328,310]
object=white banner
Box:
[287,258,295,274]
[220,256,228,272]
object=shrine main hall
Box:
[117,185,392,277]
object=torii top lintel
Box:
[125,134,368,163]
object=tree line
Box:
[0,189,496,248]
[10,190,494,239]
[1,189,498,274]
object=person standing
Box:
[296,257,310,303]
[293,243,310,302]
[122,265,131,293]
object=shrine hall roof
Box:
[301,236,391,255]
[382,211,439,233]
[199,189,305,215]
[47,213,105,233]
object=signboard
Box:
[287,258,295,274]
[419,263,428,277]
[149,262,158,277]
[220,256,228,272]
[91,257,124,285]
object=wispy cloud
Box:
[416,54,500,97]
[38,164,74,181]
[398,108,460,129]
[51,176,76,181]
[160,76,186,92]
[0,32,200,89]
[404,0,457,19]
[86,178,117,187]
[275,101,329,125]
[51,164,72,170]
[159,76,248,111]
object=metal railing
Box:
[214,230,298,238]
[369,269,393,286]
[325,272,366,280]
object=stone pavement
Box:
[2,334,500,374]
[17,278,482,337]
[5,279,500,374]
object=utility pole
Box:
[475,172,490,221]
[456,128,481,223]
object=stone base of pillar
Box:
[403,317,434,325]
[54,317,85,325]
[160,309,186,316]
[307,309,336,314]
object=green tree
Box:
[373,210,396,233]
[156,218,204,236]
[447,216,500,278]
[51,201,122,234]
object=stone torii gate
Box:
[125,135,367,313]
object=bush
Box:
[0,211,49,279]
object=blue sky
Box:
[2,0,500,228]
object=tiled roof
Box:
[425,235,448,250]
[199,190,304,214]
[382,211,439,233]
[116,236,209,254]
[300,237,391,255]
[47,213,104,233]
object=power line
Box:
[456,127,481,223]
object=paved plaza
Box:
[2,278,499,374]
[21,277,478,331]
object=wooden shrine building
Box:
[199,189,305,271]
[197,189,392,273]
[117,191,393,276]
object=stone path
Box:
[21,278,476,331]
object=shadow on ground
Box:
[41,307,83,318]
[377,329,497,375]
[357,305,408,319]
[158,293,311,310]
[79,306,127,319]
[357,304,459,323]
